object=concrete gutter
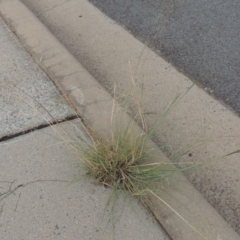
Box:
[0,0,239,239]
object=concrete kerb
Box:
[0,0,239,239]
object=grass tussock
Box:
[82,122,178,194]
[79,79,195,196]
[83,124,166,192]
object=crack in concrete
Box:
[0,115,77,143]
[38,0,71,14]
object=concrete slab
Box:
[0,120,170,240]
[0,17,73,139]
[18,0,240,234]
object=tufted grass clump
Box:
[79,87,191,198]
[82,122,178,195]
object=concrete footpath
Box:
[0,122,170,240]
[1,0,240,240]
[0,11,170,240]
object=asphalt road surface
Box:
[88,0,240,115]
